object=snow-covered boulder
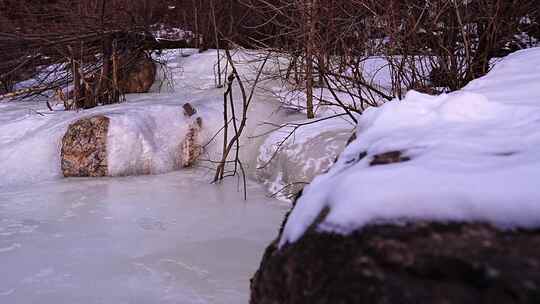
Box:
[60,103,205,177]
[251,48,540,303]
[61,115,109,177]
[251,222,540,304]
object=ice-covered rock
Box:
[256,117,354,201]
[178,103,203,168]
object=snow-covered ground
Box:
[281,47,540,246]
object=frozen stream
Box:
[0,169,286,303]
[0,49,310,303]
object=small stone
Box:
[183,103,197,117]
[370,151,411,166]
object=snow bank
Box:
[280,47,540,246]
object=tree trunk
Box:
[71,55,82,110]
[304,0,316,119]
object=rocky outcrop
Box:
[61,115,109,177]
[251,221,540,304]
[118,52,156,94]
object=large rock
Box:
[61,115,109,177]
[118,52,157,94]
[251,221,540,304]
[251,145,540,303]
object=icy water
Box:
[0,170,286,304]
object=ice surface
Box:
[256,116,354,201]
[280,47,540,246]
[0,170,286,304]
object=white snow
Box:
[106,102,220,176]
[280,47,540,246]
[5,43,539,302]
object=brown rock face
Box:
[118,52,156,94]
[251,222,540,304]
[179,117,203,168]
[178,103,203,168]
[61,115,109,177]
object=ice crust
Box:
[0,170,286,304]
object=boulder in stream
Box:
[61,115,109,177]
[251,221,540,304]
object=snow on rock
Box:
[280,47,540,246]
[59,103,208,178]
[0,98,221,188]
[256,117,354,201]
[107,103,211,176]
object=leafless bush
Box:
[0,0,178,108]
[177,0,538,115]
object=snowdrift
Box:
[280,47,540,246]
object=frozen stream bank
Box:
[0,169,287,303]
